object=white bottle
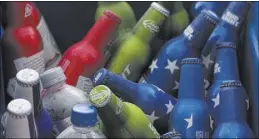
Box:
[40,67,89,136]
[57,103,106,139]
[3,98,38,138]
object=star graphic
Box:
[173,81,179,90]
[165,59,179,75]
[246,99,249,110]
[210,115,214,130]
[146,111,159,124]
[165,100,174,114]
[202,54,214,69]
[149,59,158,73]
[184,114,193,129]
[212,93,220,108]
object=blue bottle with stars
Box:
[92,68,177,134]
[212,81,254,138]
[201,2,251,90]
[169,58,210,138]
[139,9,219,96]
[190,2,229,19]
[207,42,250,128]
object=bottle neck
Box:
[178,63,205,100]
[182,12,217,50]
[220,87,246,122]
[132,5,168,43]
[83,13,119,50]
[72,125,96,134]
[214,47,240,81]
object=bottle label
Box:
[52,117,72,137]
[76,76,94,94]
[196,131,210,138]
[148,123,160,138]
[115,97,123,115]
[121,64,132,79]
[222,11,241,27]
[183,25,198,40]
[60,58,70,72]
[143,20,160,33]
[37,17,61,68]
[139,76,147,83]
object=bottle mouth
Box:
[103,10,121,24]
[89,85,112,108]
[220,80,242,88]
[200,9,219,25]
[7,99,32,117]
[151,2,170,17]
[181,58,203,66]
[216,42,237,49]
[16,69,40,87]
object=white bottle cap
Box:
[16,69,40,86]
[7,98,32,117]
[151,2,170,17]
[40,66,67,88]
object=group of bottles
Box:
[0,1,258,139]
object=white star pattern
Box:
[184,114,193,129]
[214,63,221,74]
[152,85,165,93]
[246,99,249,110]
[173,81,179,90]
[212,93,220,108]
[165,60,179,75]
[210,115,214,130]
[149,59,158,73]
[165,100,174,114]
[202,54,214,69]
[146,111,159,124]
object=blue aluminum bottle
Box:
[139,9,219,96]
[212,81,254,138]
[169,58,210,138]
[207,42,250,128]
[201,2,251,90]
[240,2,259,137]
[92,68,177,134]
[190,2,229,19]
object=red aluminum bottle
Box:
[2,25,44,99]
[4,2,62,69]
[58,10,120,94]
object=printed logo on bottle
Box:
[160,129,181,139]
[60,59,70,72]
[214,63,221,74]
[196,131,210,138]
[24,4,32,18]
[121,64,131,79]
[76,76,94,94]
[183,25,198,40]
[115,97,123,115]
[139,76,147,83]
[143,20,160,33]
[222,11,241,27]
[148,123,160,138]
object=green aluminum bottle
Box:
[158,1,190,40]
[106,2,170,82]
[95,2,137,64]
[89,85,160,138]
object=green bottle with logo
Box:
[158,1,190,40]
[106,2,170,82]
[95,2,137,63]
[89,85,160,138]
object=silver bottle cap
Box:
[16,69,40,87]
[40,66,66,89]
[7,98,32,117]
[151,2,170,17]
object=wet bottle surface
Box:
[2,25,45,100]
[13,68,53,138]
[207,42,250,128]
[92,68,177,134]
[95,2,137,64]
[201,2,251,90]
[212,81,254,138]
[57,104,106,139]
[89,85,160,138]
[39,67,91,137]
[169,58,210,138]
[3,98,38,138]
[139,9,219,96]
[106,2,170,82]
[58,10,120,94]
[3,2,62,69]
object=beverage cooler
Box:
[0,1,258,139]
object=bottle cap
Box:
[7,98,32,117]
[88,85,112,108]
[40,67,66,89]
[151,2,170,17]
[92,68,109,86]
[216,42,237,49]
[71,103,98,127]
[181,58,203,65]
[200,9,219,25]
[103,10,121,24]
[16,69,40,87]
[220,80,242,88]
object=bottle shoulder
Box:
[57,126,106,138]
